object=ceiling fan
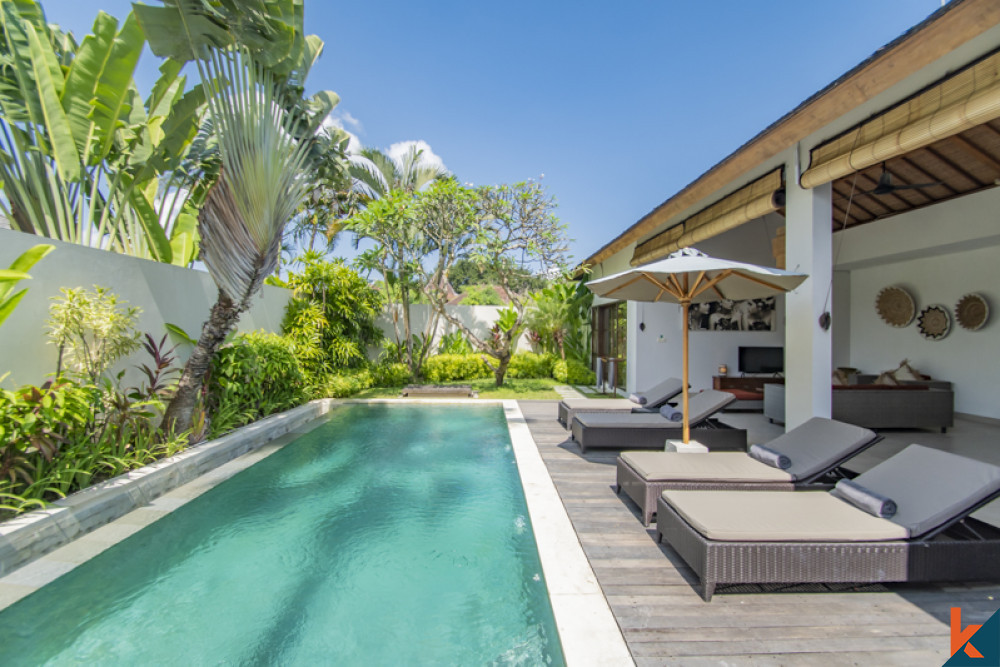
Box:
[860,163,942,196]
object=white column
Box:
[783,177,833,428]
[626,300,639,393]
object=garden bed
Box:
[0,400,335,577]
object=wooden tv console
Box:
[712,375,785,393]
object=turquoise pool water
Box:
[0,404,565,665]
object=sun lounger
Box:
[569,390,742,453]
[556,377,684,428]
[617,417,880,525]
[654,444,1000,600]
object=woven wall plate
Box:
[875,286,916,327]
[955,293,989,331]
[917,304,951,340]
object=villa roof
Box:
[581,0,1000,269]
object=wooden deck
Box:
[518,400,1000,666]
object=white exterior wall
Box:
[835,188,1000,420]
[0,229,291,387]
[375,303,533,354]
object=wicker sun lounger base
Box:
[616,420,883,526]
[556,399,650,428]
[655,494,1000,601]
[616,457,797,526]
[570,417,747,453]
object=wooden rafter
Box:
[898,154,959,196]
[923,145,986,187]
[946,134,1000,174]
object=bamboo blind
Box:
[630,168,784,265]
[800,50,1000,189]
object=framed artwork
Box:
[688,296,776,331]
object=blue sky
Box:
[46,0,945,265]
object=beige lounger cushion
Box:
[560,398,635,410]
[621,451,793,483]
[576,389,733,429]
[661,490,909,542]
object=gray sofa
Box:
[764,381,954,432]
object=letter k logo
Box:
[952,607,984,659]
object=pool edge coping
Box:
[501,400,634,666]
[0,398,633,666]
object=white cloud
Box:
[338,111,362,131]
[387,140,448,174]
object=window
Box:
[591,302,627,387]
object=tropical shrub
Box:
[371,362,411,387]
[271,253,384,397]
[206,332,306,437]
[552,359,596,385]
[507,352,555,379]
[0,345,189,518]
[437,330,473,355]
[526,279,593,362]
[422,354,494,383]
[46,286,142,383]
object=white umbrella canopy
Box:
[585,248,808,443]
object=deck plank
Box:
[517,400,999,665]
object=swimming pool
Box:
[0,404,565,665]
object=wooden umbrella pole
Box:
[681,298,690,443]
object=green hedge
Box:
[371,362,411,387]
[316,368,375,398]
[507,352,555,379]
[422,354,495,382]
[552,358,596,385]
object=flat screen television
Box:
[738,346,784,374]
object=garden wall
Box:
[0,229,291,387]
[376,303,532,354]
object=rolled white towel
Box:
[659,405,683,422]
[831,478,897,518]
[749,444,791,470]
[629,393,647,405]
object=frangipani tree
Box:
[133,0,340,434]
[427,181,568,386]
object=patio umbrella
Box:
[585,248,808,444]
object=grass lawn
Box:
[351,378,563,400]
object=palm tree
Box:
[135,0,338,435]
[350,145,448,199]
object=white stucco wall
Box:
[0,229,291,387]
[835,191,1000,420]
[376,303,532,354]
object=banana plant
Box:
[0,1,207,266]
[136,0,340,434]
[0,243,53,328]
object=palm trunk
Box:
[161,290,243,437]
